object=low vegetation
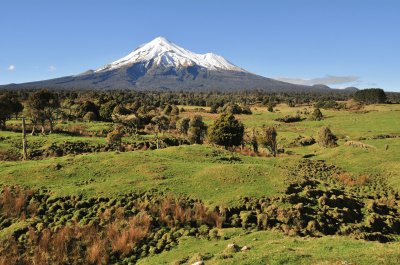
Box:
[1,88,400,264]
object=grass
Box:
[138,228,400,265]
[0,145,288,207]
[1,103,400,263]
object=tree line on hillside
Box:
[1,90,343,161]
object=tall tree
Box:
[0,95,13,129]
[27,90,60,134]
[188,115,207,144]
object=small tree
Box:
[27,89,60,134]
[163,104,173,115]
[99,101,117,121]
[208,113,244,148]
[83,111,97,122]
[188,115,207,144]
[258,126,277,156]
[77,100,99,118]
[106,125,124,150]
[311,108,323,121]
[317,126,337,147]
[176,117,190,135]
[0,94,14,129]
[170,105,180,116]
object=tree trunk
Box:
[22,117,28,160]
[41,122,46,135]
[49,119,53,134]
[31,121,36,135]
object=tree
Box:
[317,126,337,147]
[27,90,60,134]
[8,96,24,119]
[106,125,124,150]
[188,115,207,144]
[163,104,173,115]
[151,115,170,135]
[170,105,180,116]
[176,117,190,135]
[0,95,13,129]
[99,101,117,121]
[117,114,141,135]
[207,113,244,148]
[258,126,277,156]
[310,108,323,121]
[354,88,387,104]
[83,111,97,122]
[77,101,99,119]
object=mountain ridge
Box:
[1,37,332,92]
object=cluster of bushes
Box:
[275,114,303,123]
[0,187,225,264]
[314,100,345,110]
[211,103,252,115]
[354,88,387,104]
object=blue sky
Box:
[1,0,399,91]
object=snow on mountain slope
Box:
[96,37,245,72]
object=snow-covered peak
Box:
[96,37,245,72]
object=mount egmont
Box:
[4,37,320,91]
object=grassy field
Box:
[138,229,400,265]
[1,103,400,264]
[0,145,288,207]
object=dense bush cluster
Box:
[1,158,399,263]
[354,88,387,104]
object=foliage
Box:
[188,115,207,144]
[27,89,60,133]
[317,126,338,147]
[99,101,117,121]
[83,111,97,122]
[176,118,190,135]
[208,113,244,148]
[310,108,323,121]
[354,88,387,104]
[258,126,278,156]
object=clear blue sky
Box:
[1,0,399,91]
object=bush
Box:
[354,88,387,104]
[258,126,278,156]
[106,125,124,149]
[275,114,302,123]
[207,113,244,148]
[317,127,337,147]
[83,111,97,122]
[310,108,323,121]
[188,115,207,144]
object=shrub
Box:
[207,113,244,148]
[106,125,124,149]
[317,127,337,147]
[275,114,302,123]
[310,108,323,121]
[188,115,207,144]
[176,118,190,135]
[258,126,277,156]
[354,88,387,104]
[83,111,97,122]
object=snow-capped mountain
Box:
[2,37,324,92]
[96,37,245,72]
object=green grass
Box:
[138,228,400,265]
[0,145,289,207]
[1,103,400,263]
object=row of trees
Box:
[0,93,24,129]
